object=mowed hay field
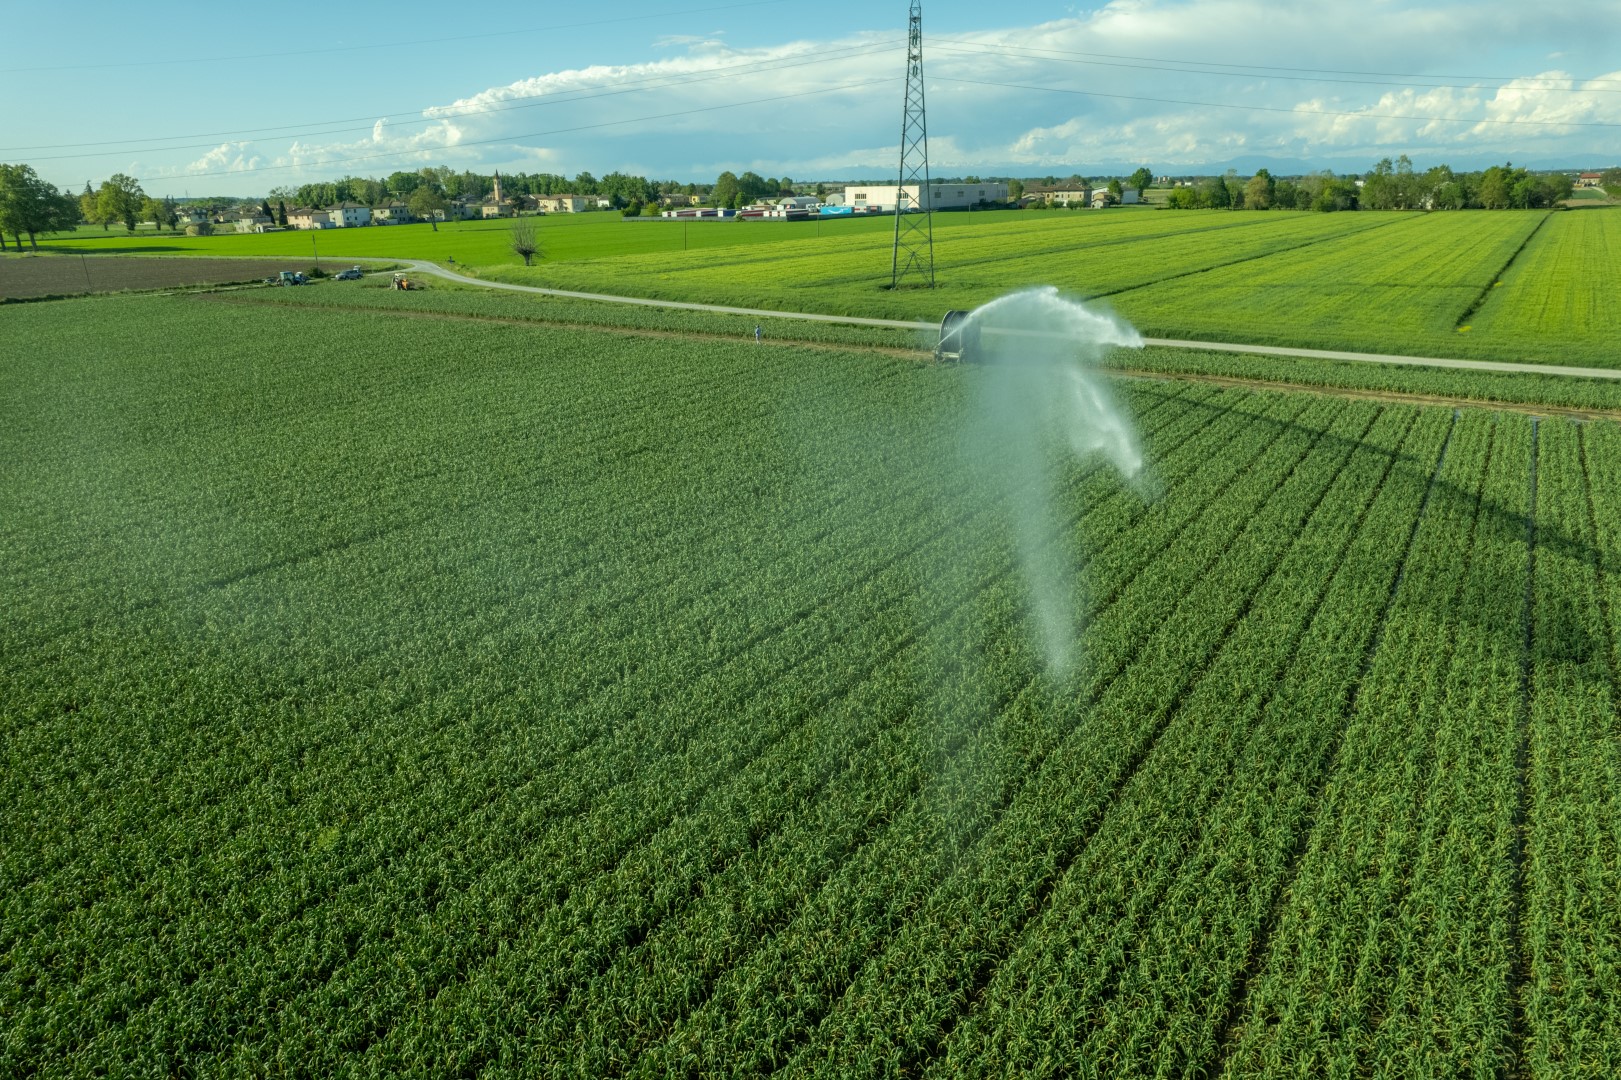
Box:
[6,293,1621,1077]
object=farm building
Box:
[842,182,1009,211]
[326,203,372,228]
[234,214,272,233]
[1578,172,1604,187]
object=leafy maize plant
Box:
[5,292,1621,1077]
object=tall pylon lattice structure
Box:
[890,0,934,289]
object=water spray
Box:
[949,287,1147,677]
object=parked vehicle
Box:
[267,271,307,286]
[334,267,364,281]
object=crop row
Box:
[1118,212,1549,356]
[1468,210,1621,366]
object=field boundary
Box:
[399,260,1621,381]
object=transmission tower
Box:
[891,0,934,289]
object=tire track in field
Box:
[1206,407,1461,1071]
[1508,417,1539,1078]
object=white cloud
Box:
[120,1,1621,191]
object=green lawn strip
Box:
[0,353,992,1070]
[784,400,1380,1078]
[15,382,1206,1063]
[1217,411,1501,1072]
[213,387,1240,1075]
[1109,345,1621,411]
[621,394,1344,1076]
[926,404,1438,1077]
[1523,420,1621,1076]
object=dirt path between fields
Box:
[197,292,1619,420]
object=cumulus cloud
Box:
[130,0,1621,189]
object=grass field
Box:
[5,292,1621,1076]
[23,207,1621,367]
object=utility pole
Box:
[891,0,934,289]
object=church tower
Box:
[492,170,503,205]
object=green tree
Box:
[1129,166,1153,196]
[1244,172,1273,210]
[0,164,80,249]
[1478,165,1511,209]
[1006,178,1023,201]
[409,186,447,231]
[1362,157,1396,210]
[77,181,103,231]
[712,171,740,209]
[1202,174,1231,209]
[95,173,144,233]
[276,200,288,226]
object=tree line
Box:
[1164,157,1594,212]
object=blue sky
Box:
[4,0,1618,197]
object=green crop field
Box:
[6,292,1621,1077]
[25,206,1621,367]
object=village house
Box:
[1578,172,1605,188]
[286,208,333,229]
[536,194,588,213]
[235,213,272,233]
[372,203,411,224]
[325,203,372,228]
[1027,185,1092,207]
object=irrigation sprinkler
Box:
[934,309,977,363]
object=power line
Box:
[131,77,893,187]
[935,74,1621,129]
[13,43,900,162]
[931,39,1621,95]
[0,0,793,74]
[930,37,1621,91]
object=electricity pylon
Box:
[891,0,934,289]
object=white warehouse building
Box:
[841,181,1009,212]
